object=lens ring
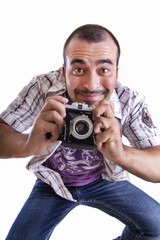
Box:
[70,115,93,140]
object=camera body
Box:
[58,102,96,149]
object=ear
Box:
[115,66,119,82]
[62,65,66,82]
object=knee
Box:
[143,212,160,236]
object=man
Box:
[0,24,160,239]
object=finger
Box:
[94,117,111,134]
[42,97,68,117]
[41,110,65,133]
[93,101,115,120]
[95,129,113,150]
[47,95,68,103]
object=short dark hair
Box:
[63,24,121,66]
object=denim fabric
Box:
[6,178,160,240]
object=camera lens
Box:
[70,114,93,140]
[75,121,89,135]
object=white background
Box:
[0,0,160,239]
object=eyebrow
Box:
[70,58,113,66]
[96,59,113,65]
[70,59,86,65]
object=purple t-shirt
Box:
[43,144,105,186]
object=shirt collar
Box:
[109,89,122,120]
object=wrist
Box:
[15,134,34,158]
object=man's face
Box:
[63,36,119,107]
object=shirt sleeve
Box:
[122,92,160,149]
[0,75,45,132]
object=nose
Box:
[83,71,100,91]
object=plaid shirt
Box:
[1,68,160,201]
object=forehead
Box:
[65,37,118,64]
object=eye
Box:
[99,68,109,74]
[73,68,84,75]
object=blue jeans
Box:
[6,178,160,240]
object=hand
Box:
[93,100,160,182]
[93,100,124,163]
[24,96,68,155]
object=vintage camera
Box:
[58,102,96,149]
